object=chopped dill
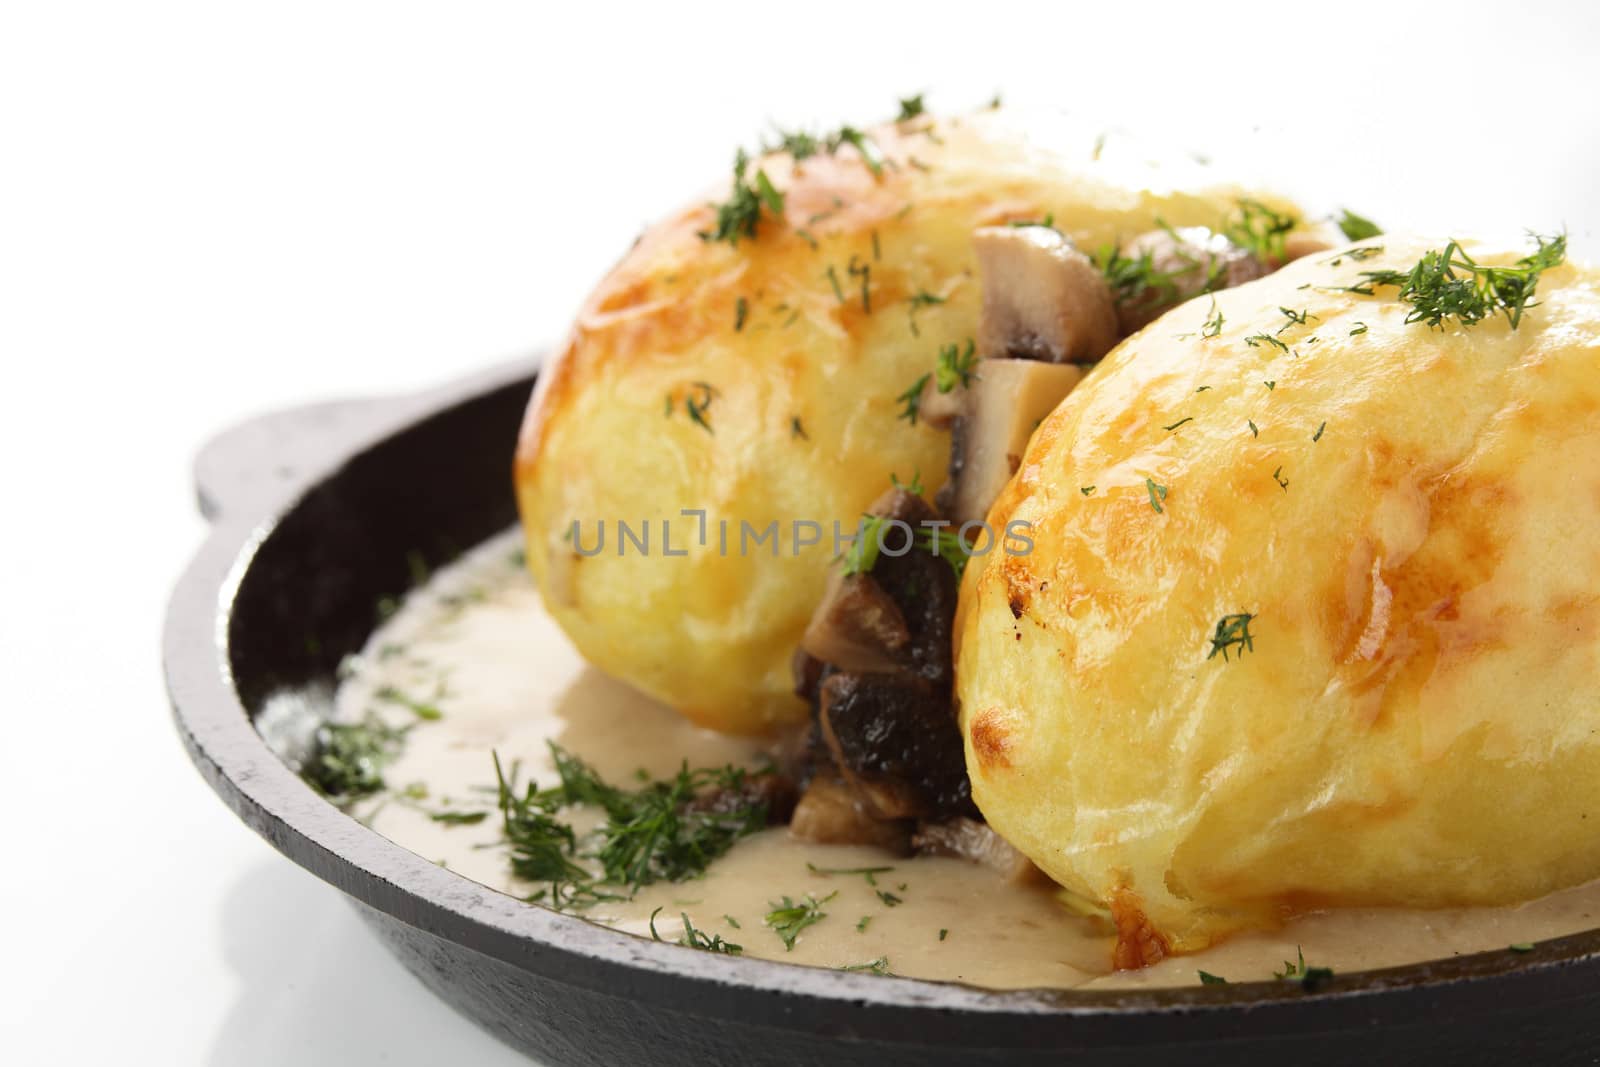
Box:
[301,713,409,802]
[1198,970,1229,985]
[1146,478,1168,513]
[1223,198,1297,262]
[699,149,784,246]
[1163,416,1193,432]
[840,956,892,975]
[896,373,931,424]
[896,93,925,122]
[374,685,443,721]
[1245,332,1290,354]
[1273,465,1290,491]
[934,338,978,393]
[906,289,946,336]
[1357,233,1565,330]
[1312,421,1326,442]
[765,892,836,950]
[1274,946,1334,991]
[650,908,743,955]
[1201,298,1224,338]
[734,296,748,331]
[1207,613,1256,662]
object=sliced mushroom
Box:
[801,571,911,675]
[973,226,1119,364]
[912,816,1046,885]
[937,358,1082,529]
[1115,226,1270,334]
[789,776,913,854]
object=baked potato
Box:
[955,233,1600,963]
[516,107,1305,734]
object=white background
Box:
[3,2,1599,1063]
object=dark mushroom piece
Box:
[792,487,975,825]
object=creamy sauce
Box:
[327,530,1600,989]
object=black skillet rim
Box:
[162,357,1600,1052]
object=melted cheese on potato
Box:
[956,235,1600,958]
[516,109,1300,734]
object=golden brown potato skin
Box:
[957,235,1600,954]
[516,110,1298,735]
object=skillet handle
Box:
[193,396,403,522]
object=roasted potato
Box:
[516,108,1303,734]
[956,234,1600,961]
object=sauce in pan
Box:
[311,532,1600,989]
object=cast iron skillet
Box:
[165,358,1600,1066]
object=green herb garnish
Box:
[1273,946,1334,990]
[766,892,836,950]
[650,908,743,955]
[699,149,784,246]
[1357,233,1565,330]
[301,713,408,802]
[1146,478,1168,513]
[906,289,946,337]
[1198,970,1229,985]
[1208,613,1256,662]
[934,338,978,393]
[1223,198,1297,262]
[1336,208,1383,242]
[896,94,926,122]
[896,373,931,424]
[840,956,892,975]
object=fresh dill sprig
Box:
[1273,946,1335,990]
[374,684,443,721]
[896,373,931,424]
[765,892,836,950]
[1207,613,1256,662]
[769,128,820,161]
[1010,212,1058,231]
[1336,208,1383,242]
[1201,298,1224,338]
[1358,233,1566,330]
[1245,331,1290,354]
[895,94,926,122]
[1223,198,1297,262]
[840,956,893,975]
[807,862,895,885]
[933,338,978,393]
[301,713,409,802]
[826,126,883,176]
[1094,244,1188,314]
[1146,478,1168,513]
[699,149,784,246]
[906,289,945,337]
[650,908,743,955]
[492,751,590,888]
